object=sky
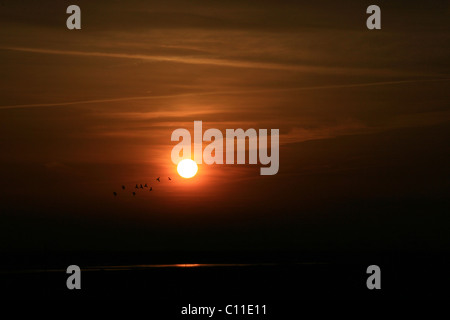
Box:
[0,1,449,254]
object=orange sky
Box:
[0,0,449,253]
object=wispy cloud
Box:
[1,46,408,76]
[1,78,448,110]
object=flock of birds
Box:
[113,177,172,197]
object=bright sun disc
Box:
[177,159,198,178]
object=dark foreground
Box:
[1,252,449,301]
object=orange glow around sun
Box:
[177,159,198,178]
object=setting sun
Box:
[177,159,198,178]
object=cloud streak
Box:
[1,78,448,111]
[1,46,409,76]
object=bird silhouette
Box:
[156,177,160,182]
[132,192,136,196]
[113,192,117,197]
[135,184,138,189]
[149,187,152,191]
[168,177,172,181]
[140,184,143,189]
[144,183,148,188]
[122,185,125,190]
